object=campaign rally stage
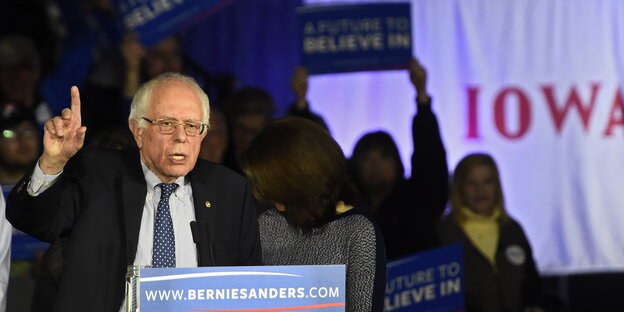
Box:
[298,3,412,74]
[385,243,464,312]
[132,265,346,311]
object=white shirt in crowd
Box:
[0,189,12,312]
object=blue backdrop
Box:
[181,0,303,116]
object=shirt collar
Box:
[140,159,188,198]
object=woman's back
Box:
[259,208,386,312]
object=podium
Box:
[125,265,346,311]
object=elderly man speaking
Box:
[7,73,262,311]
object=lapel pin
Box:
[205,201,212,208]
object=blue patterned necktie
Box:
[152,183,179,268]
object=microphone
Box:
[190,220,215,266]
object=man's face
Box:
[131,81,206,183]
[0,120,39,170]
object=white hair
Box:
[128,72,210,129]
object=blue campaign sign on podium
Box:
[137,265,345,311]
[385,243,464,312]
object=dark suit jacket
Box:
[437,216,543,312]
[7,147,262,312]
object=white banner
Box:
[305,0,624,274]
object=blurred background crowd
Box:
[0,0,623,311]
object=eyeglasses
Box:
[2,129,37,139]
[142,117,207,136]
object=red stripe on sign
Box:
[186,302,346,311]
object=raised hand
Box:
[120,33,145,71]
[409,58,430,102]
[290,66,309,110]
[40,86,87,174]
[121,33,146,98]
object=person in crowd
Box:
[199,107,228,164]
[121,35,184,101]
[0,190,10,312]
[0,0,58,74]
[437,153,544,312]
[0,102,40,198]
[223,87,276,174]
[121,32,234,106]
[0,35,53,126]
[242,117,386,312]
[88,124,136,151]
[286,66,329,131]
[79,34,186,141]
[349,58,448,259]
[0,101,47,312]
[37,0,124,140]
[7,73,261,311]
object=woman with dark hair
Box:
[437,153,543,312]
[349,59,448,259]
[242,117,386,312]
[350,131,405,212]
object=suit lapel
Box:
[189,168,217,266]
[121,176,147,265]
[119,148,148,265]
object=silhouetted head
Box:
[224,87,275,160]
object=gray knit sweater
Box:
[258,208,386,312]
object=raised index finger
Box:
[70,86,82,126]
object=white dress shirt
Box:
[134,161,197,268]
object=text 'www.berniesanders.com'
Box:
[145,287,341,302]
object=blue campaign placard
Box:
[139,265,346,311]
[11,232,49,261]
[297,3,412,75]
[385,243,464,312]
[113,0,234,46]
